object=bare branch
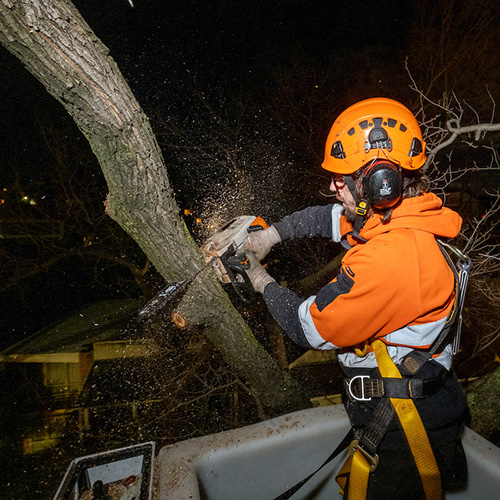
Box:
[425,119,500,168]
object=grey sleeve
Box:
[273,204,340,241]
[262,282,313,349]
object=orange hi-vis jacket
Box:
[294,193,462,370]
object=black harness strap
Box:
[356,399,395,460]
[345,370,448,401]
[272,429,353,500]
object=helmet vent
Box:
[359,120,369,129]
[331,140,346,159]
[409,137,423,157]
[399,124,407,132]
[387,118,397,128]
[347,127,355,136]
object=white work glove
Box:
[244,250,276,294]
[240,226,281,261]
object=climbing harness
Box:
[437,240,471,356]
[338,340,442,500]
[272,240,470,500]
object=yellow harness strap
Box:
[337,340,442,500]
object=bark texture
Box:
[467,366,500,439]
[174,270,306,410]
[0,0,307,410]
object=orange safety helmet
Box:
[322,98,426,174]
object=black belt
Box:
[344,369,447,402]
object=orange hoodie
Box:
[307,193,462,349]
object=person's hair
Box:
[402,169,430,198]
[355,165,430,223]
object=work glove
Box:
[240,226,281,261]
[244,250,276,294]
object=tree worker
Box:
[242,97,469,500]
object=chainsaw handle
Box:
[247,217,268,232]
[224,253,256,303]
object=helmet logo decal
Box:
[380,179,392,197]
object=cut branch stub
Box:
[172,310,188,329]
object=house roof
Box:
[0,299,142,362]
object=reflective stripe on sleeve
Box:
[331,204,344,243]
[298,296,338,350]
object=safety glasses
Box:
[331,175,346,188]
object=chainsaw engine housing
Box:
[200,216,267,302]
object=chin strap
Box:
[341,176,369,249]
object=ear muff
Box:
[362,161,402,209]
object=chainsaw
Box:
[200,215,268,300]
[139,216,267,318]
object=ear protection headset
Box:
[341,160,403,249]
[362,160,403,209]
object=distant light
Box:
[184,209,193,215]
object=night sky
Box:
[0,0,437,343]
[1,0,415,194]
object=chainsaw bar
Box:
[138,280,191,319]
[140,216,266,318]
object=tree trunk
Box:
[0,0,307,411]
[467,366,500,439]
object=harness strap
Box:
[400,240,471,377]
[336,401,393,497]
[346,450,372,500]
[272,429,353,500]
[345,370,447,401]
